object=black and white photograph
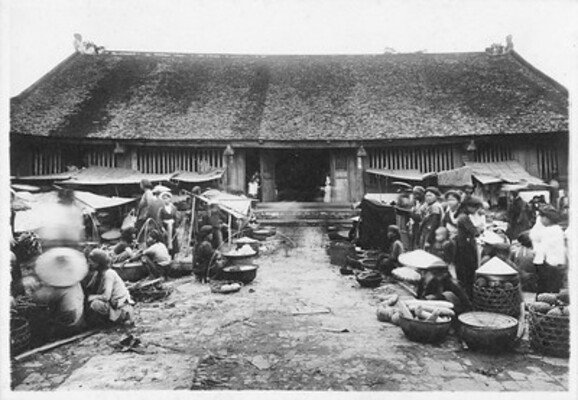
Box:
[1,0,576,397]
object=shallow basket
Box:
[113,262,148,282]
[473,281,522,318]
[221,265,258,284]
[356,272,383,288]
[458,311,519,353]
[130,286,173,303]
[399,316,452,344]
[528,306,569,358]
[11,316,31,356]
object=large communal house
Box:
[10,47,568,203]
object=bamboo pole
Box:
[13,329,99,362]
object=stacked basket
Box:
[473,257,522,318]
[527,292,570,358]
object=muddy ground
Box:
[12,227,569,391]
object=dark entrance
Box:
[275,149,330,201]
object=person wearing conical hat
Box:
[24,247,88,337]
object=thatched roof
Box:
[11,50,568,142]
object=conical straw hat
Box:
[35,248,88,287]
[477,256,518,276]
[398,249,447,270]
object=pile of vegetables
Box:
[376,295,455,325]
[528,290,570,317]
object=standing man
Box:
[506,190,532,241]
[136,179,155,233]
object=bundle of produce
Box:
[210,280,242,294]
[527,290,570,358]
[12,231,42,264]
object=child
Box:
[425,227,455,265]
[377,225,404,276]
[509,232,537,292]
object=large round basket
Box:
[11,298,51,347]
[130,285,173,303]
[221,265,258,284]
[11,316,31,356]
[399,316,452,344]
[113,262,148,282]
[528,305,569,358]
[458,311,519,353]
[473,280,522,318]
[356,271,383,288]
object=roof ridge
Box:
[103,50,486,58]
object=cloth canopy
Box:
[437,166,473,187]
[366,169,435,181]
[464,161,546,187]
[58,167,174,185]
[172,169,224,183]
[14,190,136,232]
[358,198,397,250]
[199,190,252,219]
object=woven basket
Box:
[130,286,173,303]
[528,306,569,358]
[11,316,31,356]
[12,298,52,347]
[473,281,522,317]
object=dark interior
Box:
[275,149,330,201]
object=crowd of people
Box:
[373,184,569,308]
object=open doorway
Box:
[275,149,330,201]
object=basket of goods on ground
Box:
[473,257,522,318]
[11,296,51,347]
[129,280,173,303]
[222,245,257,265]
[233,237,260,254]
[527,290,570,358]
[327,241,355,266]
[251,227,276,241]
[10,316,31,356]
[458,311,519,352]
[221,265,258,284]
[356,270,383,288]
[396,300,454,344]
[113,261,148,282]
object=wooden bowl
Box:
[113,262,148,282]
[222,265,258,284]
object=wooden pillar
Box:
[260,150,276,202]
[230,149,246,193]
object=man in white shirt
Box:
[531,206,567,293]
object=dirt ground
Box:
[11,227,569,391]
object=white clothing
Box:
[532,224,566,266]
[248,181,259,197]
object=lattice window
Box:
[474,143,513,163]
[368,145,455,173]
[537,145,559,180]
[31,146,63,175]
[137,148,223,174]
[84,147,117,168]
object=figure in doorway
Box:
[323,175,331,203]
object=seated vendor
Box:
[377,225,404,276]
[509,232,538,292]
[416,264,472,315]
[84,249,134,326]
[138,230,172,278]
[112,227,137,263]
